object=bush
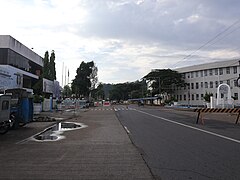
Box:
[33,95,44,103]
[203,92,213,102]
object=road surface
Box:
[115,104,240,180]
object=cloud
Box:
[0,0,240,85]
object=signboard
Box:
[0,65,22,90]
[219,84,229,94]
[43,78,61,98]
[43,78,54,94]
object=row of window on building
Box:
[175,79,238,90]
[182,66,238,79]
[176,92,239,101]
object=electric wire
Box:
[173,19,240,67]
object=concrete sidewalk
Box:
[0,109,154,180]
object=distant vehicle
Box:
[138,100,144,106]
[103,100,111,106]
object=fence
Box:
[194,108,240,124]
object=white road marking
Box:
[124,126,130,134]
[90,107,134,111]
[134,109,240,144]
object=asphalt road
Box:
[115,104,240,180]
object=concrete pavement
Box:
[0,108,154,180]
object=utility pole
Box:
[158,77,160,96]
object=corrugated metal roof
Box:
[175,59,240,73]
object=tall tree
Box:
[71,61,98,98]
[143,69,185,96]
[109,80,147,101]
[89,62,98,90]
[33,50,57,95]
[42,51,50,78]
[49,50,56,80]
[92,83,105,100]
[62,85,72,98]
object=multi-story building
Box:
[174,59,240,107]
[0,35,43,93]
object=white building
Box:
[0,35,43,93]
[174,59,240,107]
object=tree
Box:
[89,62,98,90]
[42,50,56,81]
[92,83,105,100]
[143,69,185,96]
[203,92,213,102]
[49,50,56,80]
[71,61,98,98]
[42,51,50,78]
[62,85,72,98]
[33,50,57,96]
[109,80,147,101]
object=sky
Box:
[1,0,240,86]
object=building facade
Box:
[0,35,43,93]
[174,59,240,107]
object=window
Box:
[191,72,194,78]
[220,81,223,84]
[215,68,218,75]
[196,94,199,100]
[201,82,203,88]
[200,71,203,77]
[16,74,22,85]
[180,95,182,101]
[192,94,194,100]
[234,80,237,87]
[184,94,186,100]
[210,81,213,88]
[219,68,223,75]
[234,93,238,100]
[187,73,190,78]
[187,83,190,89]
[226,67,230,74]
[195,71,199,77]
[182,73,186,79]
[8,49,30,72]
[215,81,219,88]
[205,82,208,88]
[233,66,237,74]
[196,82,199,89]
[177,95,179,101]
[227,80,230,85]
[209,69,213,76]
[2,101,9,110]
[204,70,208,76]
[201,94,204,100]
[191,83,194,89]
